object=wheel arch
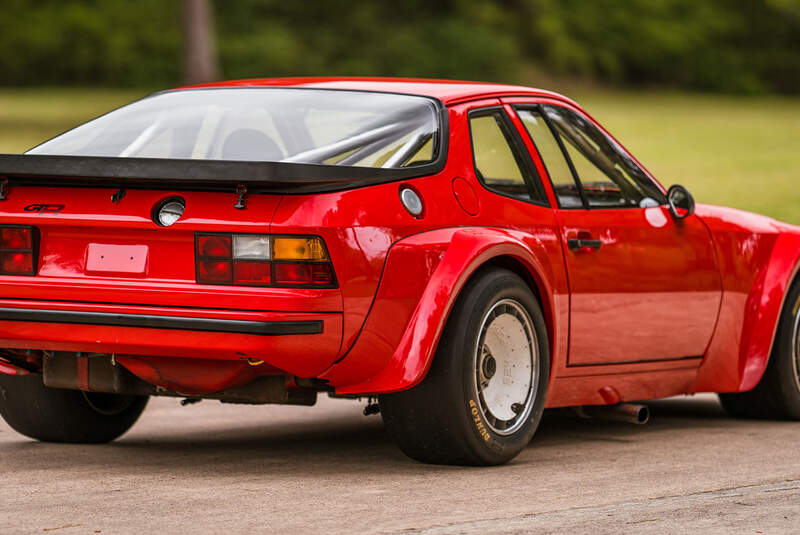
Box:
[319,227,565,395]
[483,255,555,358]
[697,229,800,392]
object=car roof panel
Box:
[178,77,578,107]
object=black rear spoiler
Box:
[0,154,441,195]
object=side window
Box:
[542,105,666,208]
[517,109,583,208]
[469,110,544,203]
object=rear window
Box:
[28,88,441,169]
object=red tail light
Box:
[233,261,271,285]
[198,259,232,283]
[0,226,36,276]
[273,262,334,285]
[2,228,31,250]
[195,233,336,288]
[198,235,232,258]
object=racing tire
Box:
[0,374,148,443]
[379,267,550,466]
[719,279,800,419]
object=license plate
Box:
[85,244,149,277]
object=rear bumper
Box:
[0,299,342,378]
[0,307,323,336]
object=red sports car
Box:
[0,78,798,465]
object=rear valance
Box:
[0,154,441,194]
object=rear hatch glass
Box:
[28,88,441,170]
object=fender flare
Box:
[319,226,561,395]
[696,230,800,392]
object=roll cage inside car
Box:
[30,88,447,171]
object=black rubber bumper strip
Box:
[0,307,323,335]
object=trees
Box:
[183,0,219,84]
[0,0,798,93]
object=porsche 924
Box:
[0,78,798,465]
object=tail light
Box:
[0,226,37,276]
[195,234,336,288]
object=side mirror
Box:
[667,184,695,220]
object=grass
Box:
[575,91,800,225]
[0,88,798,224]
[0,88,147,153]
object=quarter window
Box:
[469,111,543,203]
[542,105,665,208]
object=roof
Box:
[180,77,578,107]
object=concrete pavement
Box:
[1,393,799,534]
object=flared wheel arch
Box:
[422,250,556,392]
[321,228,561,396]
[410,252,557,395]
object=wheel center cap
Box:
[482,354,497,381]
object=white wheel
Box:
[474,299,539,435]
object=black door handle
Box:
[567,238,602,251]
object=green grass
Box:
[574,91,800,224]
[0,88,147,154]
[0,88,798,224]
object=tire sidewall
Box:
[448,269,550,465]
[776,282,800,416]
[0,374,148,443]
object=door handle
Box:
[567,238,602,251]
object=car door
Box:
[507,100,722,366]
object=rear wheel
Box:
[719,279,800,419]
[0,374,148,443]
[380,268,550,465]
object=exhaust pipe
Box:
[573,403,650,425]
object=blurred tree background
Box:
[1,0,799,93]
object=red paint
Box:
[692,206,800,392]
[117,356,262,395]
[0,78,797,407]
[451,177,480,215]
[557,206,721,365]
[599,386,622,404]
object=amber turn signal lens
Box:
[273,237,328,261]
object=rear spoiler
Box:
[0,154,441,195]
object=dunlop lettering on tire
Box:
[469,399,491,441]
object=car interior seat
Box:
[221,129,283,161]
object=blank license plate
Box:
[85,244,149,277]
